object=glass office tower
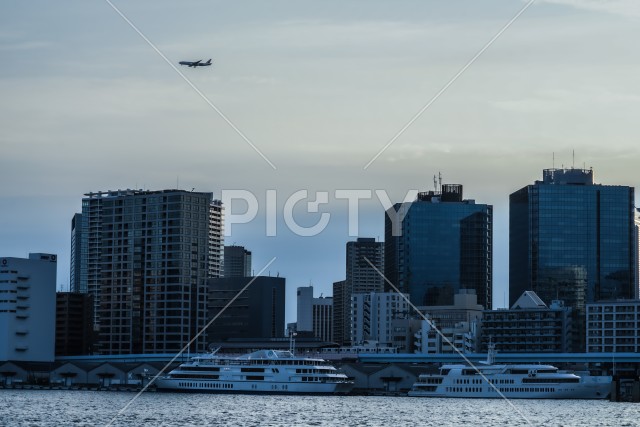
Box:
[385,184,493,309]
[510,168,636,350]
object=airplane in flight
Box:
[179,59,212,68]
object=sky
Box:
[1,0,640,323]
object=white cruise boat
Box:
[155,349,353,394]
[408,345,611,399]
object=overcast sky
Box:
[1,0,639,322]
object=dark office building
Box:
[69,213,83,293]
[385,184,493,309]
[510,168,636,351]
[55,292,94,356]
[332,280,348,345]
[206,276,285,343]
[223,245,252,278]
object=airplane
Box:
[179,59,212,68]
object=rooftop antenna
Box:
[433,175,437,192]
[572,149,575,169]
[177,176,179,190]
[438,172,442,191]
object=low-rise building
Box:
[206,276,286,343]
[587,299,640,353]
[351,292,410,345]
[414,318,479,354]
[55,292,94,356]
[480,291,573,353]
[416,289,484,329]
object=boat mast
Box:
[487,339,496,365]
[289,329,297,355]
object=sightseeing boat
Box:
[408,345,611,399]
[155,349,353,394]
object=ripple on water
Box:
[0,390,637,427]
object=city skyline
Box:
[2,0,640,324]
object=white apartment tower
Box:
[0,253,57,362]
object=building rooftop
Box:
[540,168,594,186]
[83,188,213,198]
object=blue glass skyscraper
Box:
[385,184,493,309]
[510,168,636,350]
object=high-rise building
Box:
[347,238,385,293]
[70,213,83,293]
[296,285,333,342]
[332,280,348,345]
[297,286,314,332]
[55,292,94,356]
[75,189,223,354]
[333,238,384,346]
[223,245,252,278]
[206,276,285,343]
[0,253,57,362]
[510,168,635,350]
[385,184,493,309]
[634,209,640,299]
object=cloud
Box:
[0,40,53,51]
[492,87,640,113]
[537,0,640,18]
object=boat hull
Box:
[155,377,352,395]
[408,377,611,399]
